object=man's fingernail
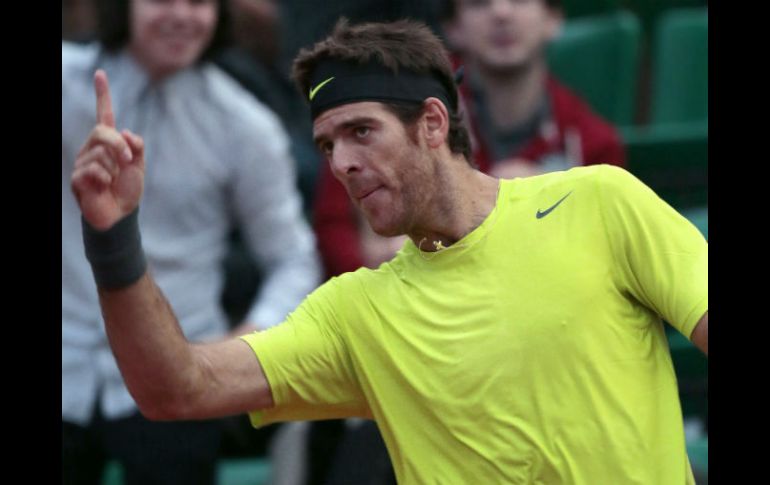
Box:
[122,147,132,162]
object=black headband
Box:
[307,59,458,120]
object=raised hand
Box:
[71,69,146,230]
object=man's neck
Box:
[408,160,500,252]
[473,59,548,132]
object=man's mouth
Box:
[355,186,382,201]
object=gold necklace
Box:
[416,180,503,261]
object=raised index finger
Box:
[94,69,115,128]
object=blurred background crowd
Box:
[62,0,708,484]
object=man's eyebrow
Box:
[313,117,379,146]
[340,116,378,128]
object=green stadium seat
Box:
[622,121,707,210]
[217,458,272,485]
[560,0,623,18]
[687,436,709,475]
[622,0,707,39]
[99,458,271,485]
[101,461,124,485]
[650,8,708,124]
[680,206,707,240]
[547,10,641,126]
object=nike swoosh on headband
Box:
[309,77,335,101]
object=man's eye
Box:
[321,142,333,156]
[354,126,370,138]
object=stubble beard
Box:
[368,138,432,239]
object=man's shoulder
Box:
[561,164,636,190]
[320,263,402,301]
[510,165,633,206]
[549,165,648,205]
[333,265,387,287]
[527,164,623,187]
[292,269,376,324]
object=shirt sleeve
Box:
[596,165,708,339]
[239,277,370,427]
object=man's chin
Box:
[479,56,530,75]
[368,220,403,239]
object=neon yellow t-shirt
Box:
[242,164,707,484]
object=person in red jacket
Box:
[312,0,625,279]
[444,0,625,177]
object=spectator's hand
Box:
[71,69,145,230]
[489,158,543,180]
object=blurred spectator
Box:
[61,1,321,484]
[214,0,321,215]
[228,0,281,66]
[441,0,626,176]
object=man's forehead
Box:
[312,101,392,135]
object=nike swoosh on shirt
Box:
[536,191,573,219]
[309,77,335,101]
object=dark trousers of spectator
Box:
[62,406,221,485]
[307,420,396,485]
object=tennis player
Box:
[71,18,707,484]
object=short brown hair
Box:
[292,18,472,162]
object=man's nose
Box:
[329,142,361,178]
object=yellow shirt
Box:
[242,165,707,484]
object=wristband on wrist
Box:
[82,208,148,289]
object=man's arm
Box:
[97,273,273,420]
[690,311,708,356]
[72,70,273,420]
[596,166,707,357]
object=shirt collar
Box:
[95,46,201,118]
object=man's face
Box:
[313,102,436,237]
[449,0,562,73]
[128,0,218,78]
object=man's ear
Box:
[421,97,450,149]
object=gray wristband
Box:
[82,209,148,289]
